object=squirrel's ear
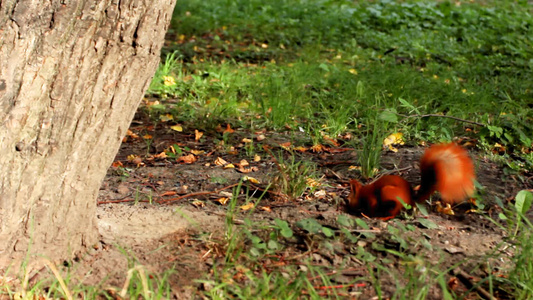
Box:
[349,180,362,193]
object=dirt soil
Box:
[62,112,531,299]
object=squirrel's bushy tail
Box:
[418,143,475,203]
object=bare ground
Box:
[54,114,532,299]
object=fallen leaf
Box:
[195,129,204,141]
[223,163,235,169]
[259,206,272,212]
[242,138,253,143]
[215,197,229,205]
[111,161,124,168]
[253,154,261,162]
[190,149,205,155]
[306,178,321,188]
[436,202,455,215]
[314,190,327,198]
[159,114,174,122]
[163,75,176,86]
[294,146,308,152]
[177,154,197,164]
[240,202,255,211]
[224,124,235,134]
[279,142,292,150]
[256,134,266,141]
[154,152,168,159]
[214,157,228,166]
[243,176,260,184]
[191,200,205,208]
[322,135,340,147]
[239,159,249,167]
[142,134,153,140]
[171,124,183,132]
[311,144,326,152]
[383,132,404,149]
[126,129,139,139]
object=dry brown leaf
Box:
[191,200,205,208]
[256,134,266,141]
[224,124,235,134]
[215,197,229,205]
[177,154,197,164]
[214,157,228,166]
[239,159,249,167]
[310,144,326,152]
[259,206,272,212]
[195,129,204,141]
[126,129,139,139]
[154,152,168,159]
[279,142,292,150]
[142,134,153,140]
[111,161,124,168]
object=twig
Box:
[452,268,496,300]
[157,183,240,204]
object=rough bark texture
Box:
[0,0,176,269]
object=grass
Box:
[152,0,533,166]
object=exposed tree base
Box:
[0,0,176,269]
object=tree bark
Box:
[0,0,176,269]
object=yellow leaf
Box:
[436,202,455,215]
[142,134,153,140]
[348,68,358,75]
[171,124,183,132]
[159,114,174,122]
[383,132,404,147]
[223,163,235,169]
[306,178,320,188]
[243,176,260,184]
[253,154,261,162]
[242,138,253,143]
[190,149,205,155]
[239,159,249,167]
[240,203,255,211]
[163,76,176,86]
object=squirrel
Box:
[347,143,475,219]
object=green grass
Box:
[151,0,533,167]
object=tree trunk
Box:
[0,0,176,269]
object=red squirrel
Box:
[348,143,475,219]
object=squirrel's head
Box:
[347,179,363,209]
